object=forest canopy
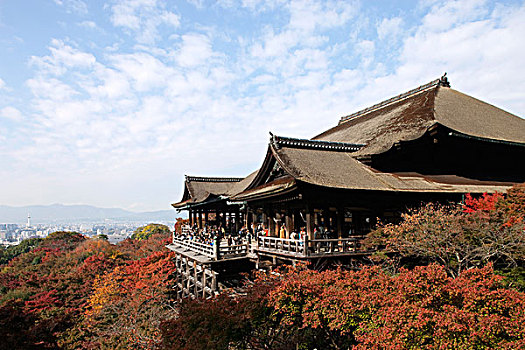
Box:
[0,186,524,349]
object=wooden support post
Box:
[221,211,226,230]
[337,207,343,239]
[261,211,267,227]
[269,210,276,237]
[235,211,241,232]
[212,273,217,293]
[306,207,314,254]
[202,267,207,298]
[213,237,220,260]
[204,211,208,227]
[285,212,292,239]
[197,211,202,229]
[185,258,191,298]
[194,262,198,296]
[306,209,314,241]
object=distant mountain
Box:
[0,204,176,224]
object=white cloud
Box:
[288,0,358,32]
[395,0,525,115]
[54,0,88,15]
[186,0,204,9]
[421,0,489,32]
[377,17,403,41]
[175,33,215,67]
[26,77,79,101]
[0,78,5,90]
[30,39,96,76]
[110,52,171,91]
[0,106,23,122]
[3,0,525,211]
[109,0,180,44]
[78,20,97,29]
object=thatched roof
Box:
[176,76,524,204]
[271,141,514,193]
[171,176,243,208]
[314,78,525,157]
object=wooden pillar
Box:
[189,209,194,226]
[221,211,226,229]
[268,210,276,237]
[235,211,241,232]
[204,211,208,227]
[202,266,207,298]
[194,262,198,296]
[337,207,344,239]
[322,207,329,229]
[197,211,202,229]
[185,258,190,298]
[306,207,314,241]
[261,211,267,228]
[285,211,292,239]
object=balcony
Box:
[256,236,369,258]
[168,233,370,264]
[167,236,249,263]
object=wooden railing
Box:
[171,236,248,260]
[257,236,366,257]
[220,244,248,258]
[257,236,306,256]
[172,237,215,257]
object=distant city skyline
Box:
[1,0,524,211]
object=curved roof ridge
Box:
[185,175,243,183]
[270,133,364,152]
[338,74,449,125]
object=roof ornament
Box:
[439,72,451,87]
[269,131,280,149]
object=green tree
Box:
[131,224,171,241]
[0,237,42,265]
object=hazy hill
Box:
[0,204,176,224]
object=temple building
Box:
[172,75,525,245]
[173,76,525,238]
[169,75,525,299]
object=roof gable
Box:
[313,75,525,157]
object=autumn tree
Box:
[366,186,525,277]
[161,264,525,349]
[77,251,176,349]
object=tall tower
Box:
[27,213,31,228]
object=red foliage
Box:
[164,264,525,349]
[464,192,503,213]
[0,229,173,349]
[268,264,525,349]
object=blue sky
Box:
[0,0,524,212]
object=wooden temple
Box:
[169,75,525,298]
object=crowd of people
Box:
[175,221,338,246]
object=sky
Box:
[0,0,524,212]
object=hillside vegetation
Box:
[1,185,524,349]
